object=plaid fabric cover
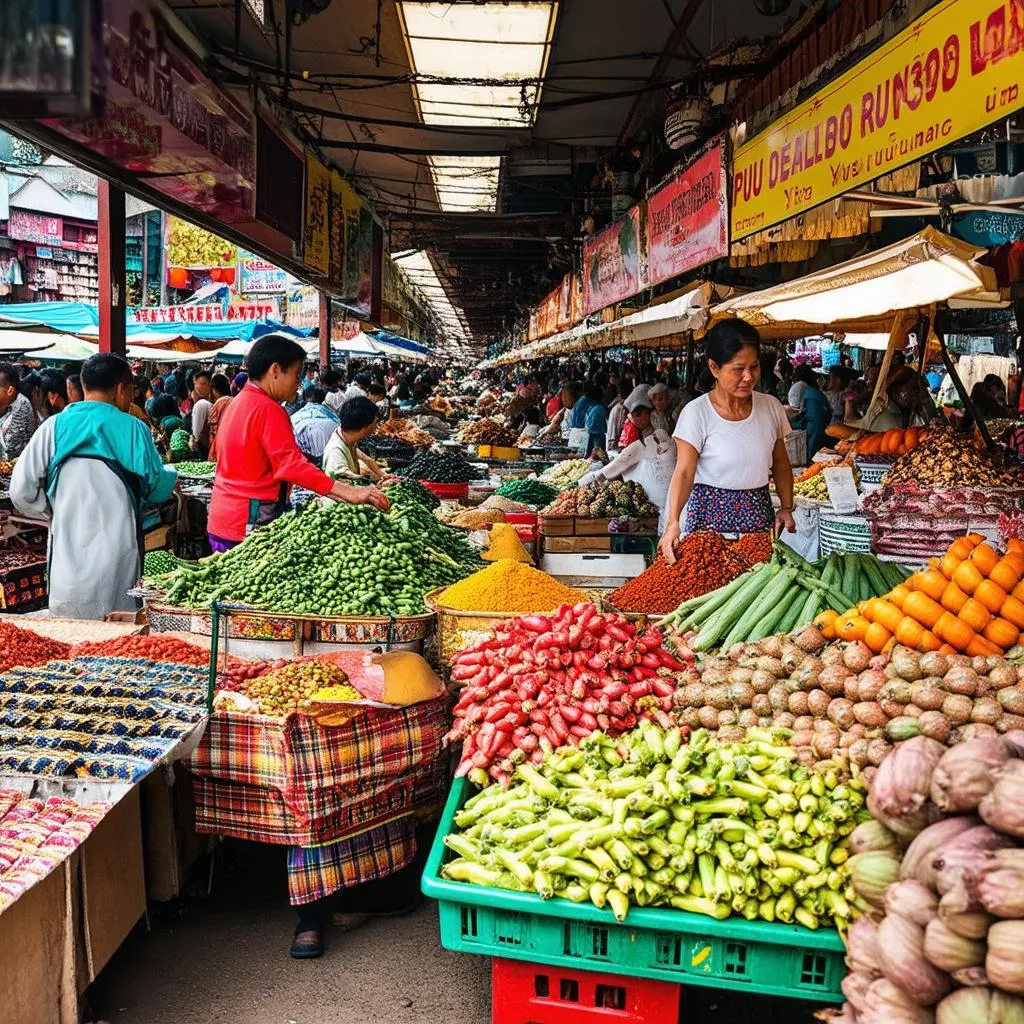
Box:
[287,817,416,905]
[189,697,449,847]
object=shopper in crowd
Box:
[544,383,564,423]
[320,368,345,413]
[774,354,793,402]
[9,353,177,619]
[0,362,38,460]
[660,319,795,559]
[208,334,388,553]
[322,396,388,481]
[823,366,848,424]
[604,379,632,453]
[18,371,44,421]
[66,374,83,404]
[971,373,1008,420]
[206,373,232,461]
[786,362,816,420]
[186,370,213,457]
[38,369,68,418]
[148,393,180,427]
[394,379,414,409]
[291,385,340,466]
[578,381,607,455]
[540,380,578,440]
[163,362,188,402]
[367,380,389,419]
[618,384,648,449]
[800,371,833,459]
[584,387,676,531]
[230,371,248,396]
[648,382,675,432]
[343,371,373,405]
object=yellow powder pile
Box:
[437,559,584,613]
[482,522,532,564]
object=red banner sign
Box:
[45,2,256,224]
[132,302,275,325]
[582,206,647,316]
[9,211,63,248]
[647,141,728,286]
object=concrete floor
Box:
[86,839,490,1024]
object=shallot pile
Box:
[831,733,1024,1023]
[673,634,1024,780]
[446,601,691,785]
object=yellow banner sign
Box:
[731,0,1024,241]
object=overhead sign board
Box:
[731,0,1024,240]
[583,205,647,316]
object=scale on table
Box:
[539,551,646,588]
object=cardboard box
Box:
[541,536,612,553]
[141,769,208,903]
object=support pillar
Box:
[97,180,126,355]
[319,290,331,368]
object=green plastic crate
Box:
[422,777,846,1003]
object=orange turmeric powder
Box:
[482,522,533,564]
[437,559,583,613]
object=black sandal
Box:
[290,923,323,959]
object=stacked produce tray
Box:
[422,778,845,1002]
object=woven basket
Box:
[818,510,872,556]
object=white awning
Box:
[712,227,1000,339]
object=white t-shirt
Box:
[673,392,789,490]
[787,380,808,411]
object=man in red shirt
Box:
[208,334,387,551]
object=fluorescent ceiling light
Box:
[428,155,501,213]
[392,249,470,343]
[398,2,558,127]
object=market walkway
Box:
[86,840,490,1024]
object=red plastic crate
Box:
[419,480,470,500]
[491,958,680,1024]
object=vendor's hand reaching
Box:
[775,508,796,535]
[330,480,390,511]
[658,522,681,565]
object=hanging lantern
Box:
[221,266,236,287]
[664,95,711,150]
[209,267,223,282]
[168,266,188,289]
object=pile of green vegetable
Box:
[158,486,480,616]
[661,546,908,652]
[380,478,440,510]
[443,724,864,927]
[397,449,483,483]
[172,461,216,479]
[493,478,559,509]
[143,549,183,578]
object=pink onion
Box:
[979,764,1024,838]
[849,850,902,909]
[868,736,946,839]
[885,880,940,927]
[846,916,883,976]
[929,737,1011,813]
[939,889,995,940]
[862,978,938,1023]
[878,913,951,1005]
[979,851,1024,918]
[949,967,988,987]
[849,819,901,855]
[934,826,1015,898]
[936,988,1024,1024]
[987,921,1024,994]
[901,817,979,889]
[923,917,985,972]
[842,971,875,1012]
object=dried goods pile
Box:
[459,418,518,447]
[0,546,46,570]
[822,535,1024,656]
[540,459,595,490]
[441,507,507,530]
[732,533,774,566]
[481,523,532,564]
[493,478,559,509]
[0,659,206,781]
[446,601,688,783]
[661,547,906,653]
[672,634,1024,777]
[357,435,416,463]
[0,621,70,673]
[436,559,582,614]
[609,532,751,615]
[158,487,479,616]
[217,658,354,717]
[543,480,658,519]
[479,494,532,514]
[441,726,861,927]
[0,459,13,476]
[397,449,482,484]
[69,634,211,665]
[377,417,435,447]
[0,792,111,912]
[884,427,1022,489]
[833,734,1024,1023]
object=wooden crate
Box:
[574,518,612,535]
[542,535,612,554]
[539,515,575,536]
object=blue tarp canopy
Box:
[368,329,432,359]
[0,301,98,333]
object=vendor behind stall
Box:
[208,335,388,552]
[659,319,795,560]
[322,396,388,481]
[582,387,676,531]
[9,352,177,619]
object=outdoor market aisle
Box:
[86,839,490,1024]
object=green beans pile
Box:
[382,478,440,510]
[443,724,865,927]
[143,550,182,578]
[493,478,559,509]
[172,461,216,479]
[159,497,481,617]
